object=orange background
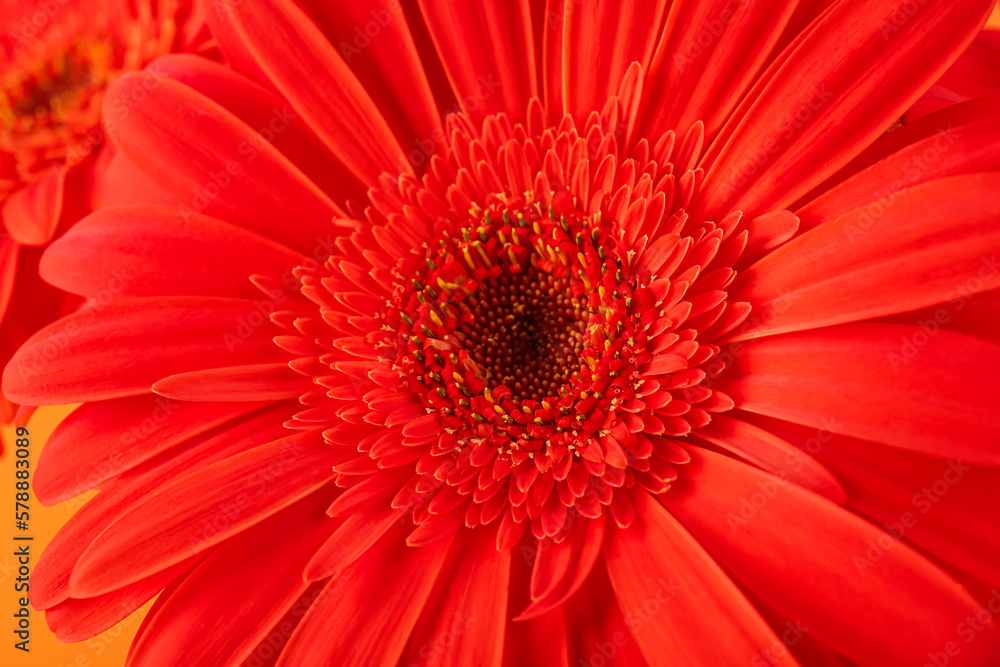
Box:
[1,407,149,667]
[1,5,999,666]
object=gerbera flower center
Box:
[463,260,586,400]
[393,198,642,428]
[295,103,750,541]
[1,38,114,135]
[2,5,179,188]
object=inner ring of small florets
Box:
[388,193,648,458]
[292,107,749,538]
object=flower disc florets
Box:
[1,1,179,194]
[285,99,751,543]
[388,196,649,455]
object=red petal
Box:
[277,521,452,666]
[699,0,995,219]
[733,175,1000,339]
[826,95,1000,192]
[31,404,296,610]
[124,491,336,667]
[559,0,668,123]
[503,552,570,666]
[40,206,305,301]
[638,0,799,139]
[754,413,1000,592]
[517,514,605,620]
[150,53,367,203]
[45,560,192,642]
[743,209,799,262]
[36,397,264,505]
[797,102,1000,232]
[3,297,288,405]
[405,527,510,667]
[304,504,405,582]
[296,0,442,155]
[417,0,537,122]
[152,363,307,402]
[326,466,413,517]
[221,0,409,183]
[723,323,1000,464]
[92,153,178,210]
[71,431,338,596]
[201,0,272,86]
[663,447,1000,666]
[0,235,18,322]
[906,29,1000,119]
[1,167,65,246]
[772,0,838,54]
[605,492,793,665]
[882,287,1000,345]
[695,414,846,504]
[103,72,343,255]
[558,563,646,667]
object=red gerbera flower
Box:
[0,0,212,422]
[5,0,1000,665]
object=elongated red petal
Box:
[220,0,409,182]
[3,297,288,405]
[152,363,308,402]
[417,0,537,122]
[883,287,1000,346]
[46,561,192,642]
[71,432,338,596]
[732,175,1000,339]
[304,504,404,582]
[0,236,19,321]
[92,153,178,210]
[811,94,1000,197]
[639,0,798,139]
[503,551,571,667]
[797,105,1000,231]
[752,413,1000,591]
[723,323,1000,464]
[150,53,367,203]
[558,563,647,667]
[125,491,337,667]
[298,0,442,153]
[694,414,846,503]
[663,447,1000,666]
[2,167,65,245]
[103,72,343,255]
[36,397,264,505]
[277,522,452,667]
[517,513,604,620]
[40,206,305,301]
[558,0,668,122]
[32,404,296,610]
[699,0,995,219]
[605,492,795,666]
[405,527,510,667]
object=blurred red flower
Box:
[0,0,212,422]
